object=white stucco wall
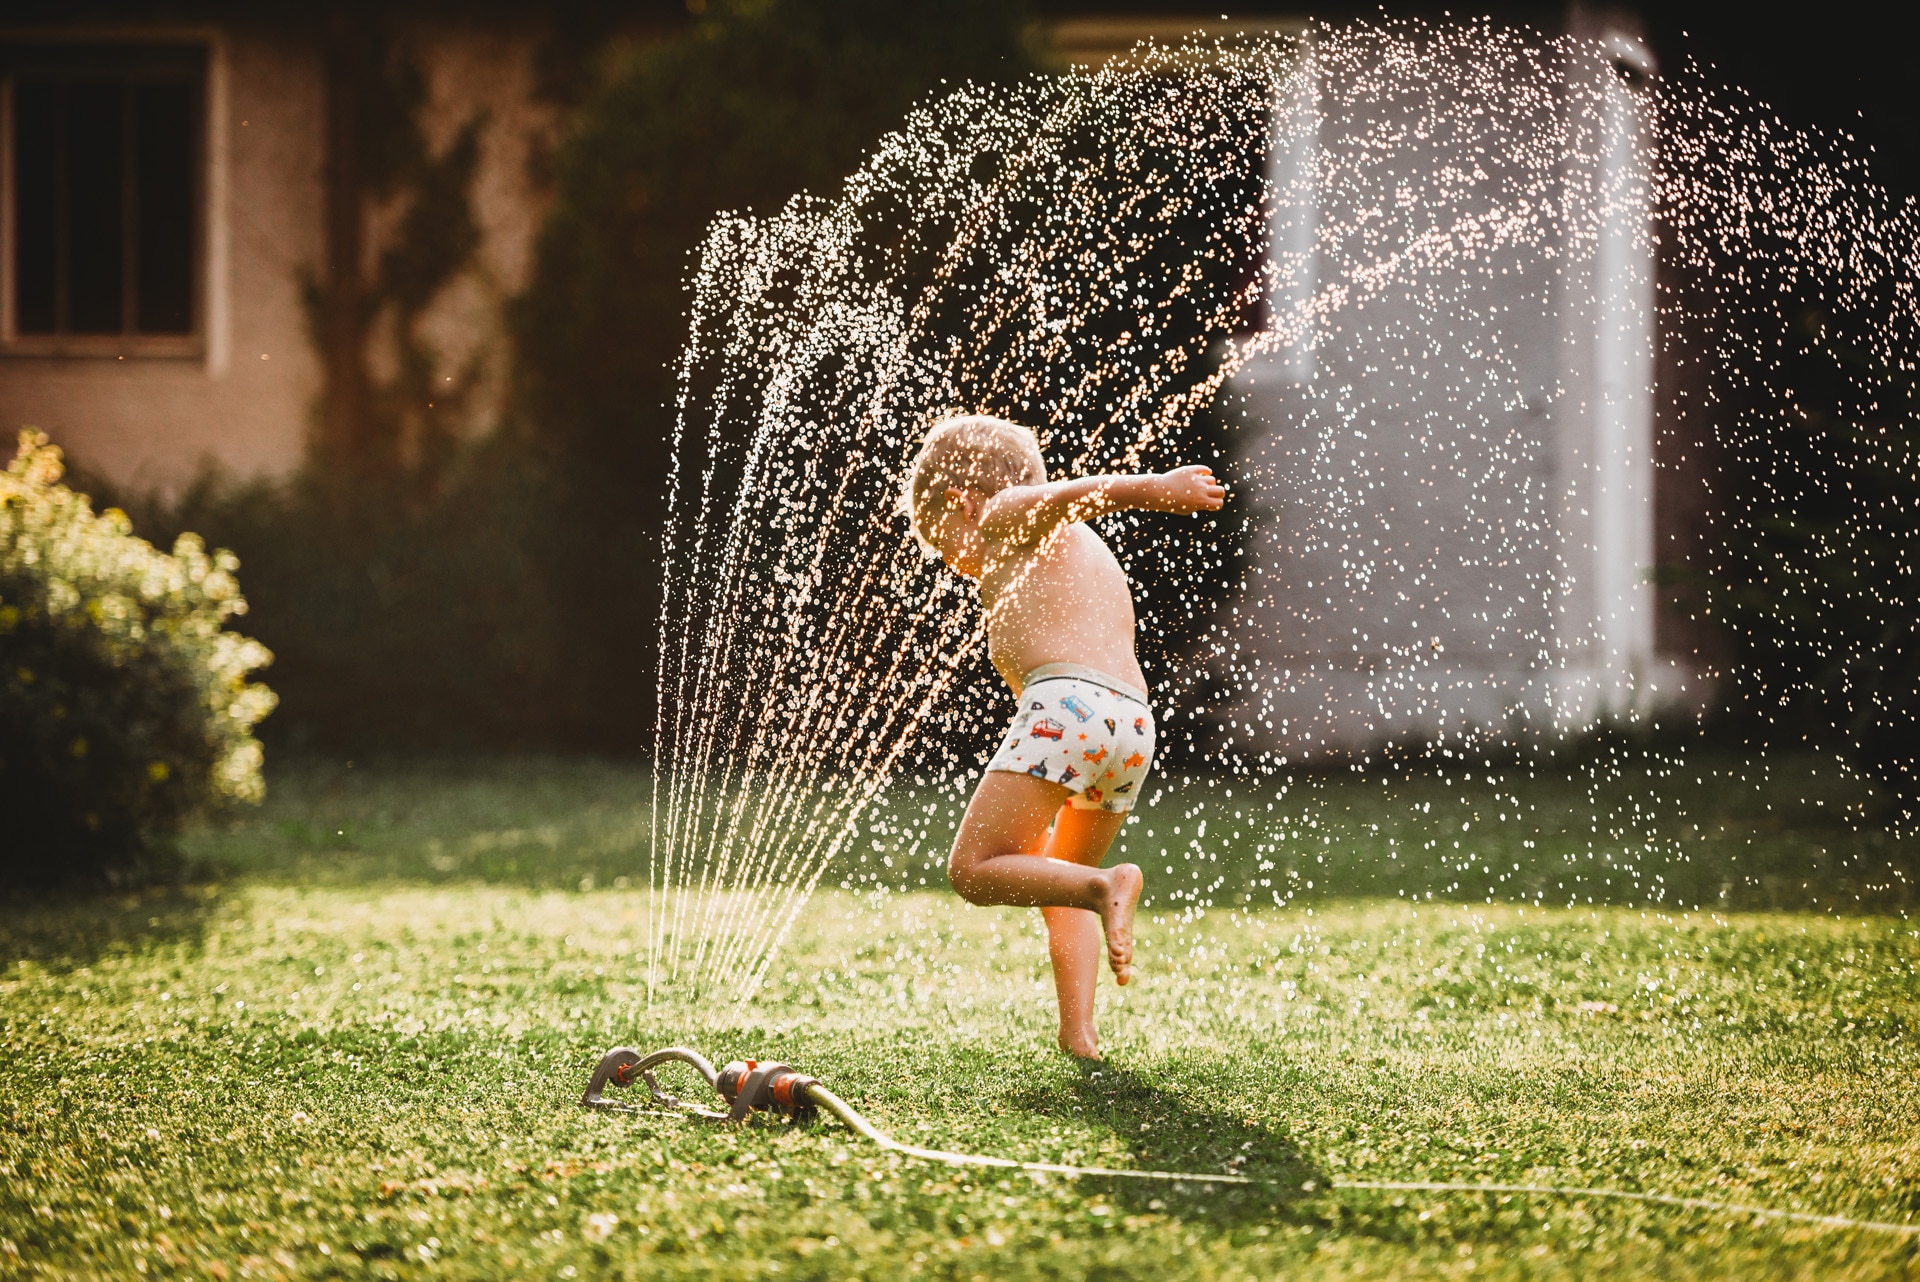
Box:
[1219,18,1699,757]
[1,27,323,493]
[0,20,560,496]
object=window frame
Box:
[1,36,210,359]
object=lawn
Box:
[3,753,1918,1279]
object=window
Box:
[3,43,204,353]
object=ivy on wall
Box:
[305,18,487,488]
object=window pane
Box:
[12,81,58,333]
[66,81,125,334]
[135,82,193,334]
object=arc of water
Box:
[660,34,1524,997]
[649,20,1920,1000]
[656,210,877,989]
[652,215,776,1000]
[668,67,1128,990]
[674,432,938,988]
[681,294,903,982]
[656,302,785,989]
[699,596,982,991]
[733,633,987,999]
[668,285,921,990]
[691,65,1274,967]
[680,368,935,985]
[655,213,812,991]
[688,423,927,980]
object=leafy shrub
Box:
[1707,314,1920,818]
[0,432,276,886]
[143,433,569,751]
[511,0,1038,742]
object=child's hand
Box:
[1154,465,1227,514]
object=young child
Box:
[898,414,1226,1058]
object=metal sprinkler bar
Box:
[583,1044,1295,1184]
[579,1045,1920,1239]
[581,1045,819,1124]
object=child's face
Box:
[924,487,986,577]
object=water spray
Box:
[611,19,1920,1250]
[581,1044,1918,1239]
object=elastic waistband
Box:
[1020,661,1150,705]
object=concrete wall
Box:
[1219,14,1704,757]
[0,20,559,495]
[1,27,322,492]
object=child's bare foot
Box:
[1092,863,1143,984]
[1058,1028,1101,1059]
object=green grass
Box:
[187,747,1917,913]
[4,754,1919,1279]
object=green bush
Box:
[0,432,276,886]
[511,0,1038,742]
[144,434,570,751]
[1707,312,1920,819]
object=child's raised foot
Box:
[1094,863,1144,985]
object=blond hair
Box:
[897,415,1047,549]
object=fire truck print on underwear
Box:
[984,675,1157,814]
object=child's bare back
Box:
[898,414,1225,1057]
[979,519,1147,699]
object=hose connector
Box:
[716,1059,819,1123]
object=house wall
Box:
[0,19,560,496]
[1219,14,1703,757]
[1,27,323,493]
[1226,34,1565,754]
[361,21,560,468]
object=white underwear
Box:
[985,663,1157,813]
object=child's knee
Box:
[947,852,990,905]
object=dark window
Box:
[5,44,203,341]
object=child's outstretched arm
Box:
[979,465,1226,547]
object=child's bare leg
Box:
[1042,906,1102,1056]
[1036,803,1129,1056]
[947,772,1143,984]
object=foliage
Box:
[1706,310,1920,817]
[301,18,489,477]
[511,0,1039,742]
[0,432,275,886]
[126,433,567,752]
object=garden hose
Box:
[580,1044,1919,1238]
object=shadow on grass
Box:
[0,883,220,973]
[1007,1058,1327,1225]
[180,750,1917,916]
[182,752,654,889]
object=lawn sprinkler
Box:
[577,1042,1920,1239]
[578,1042,1080,1163]
[581,1045,819,1124]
